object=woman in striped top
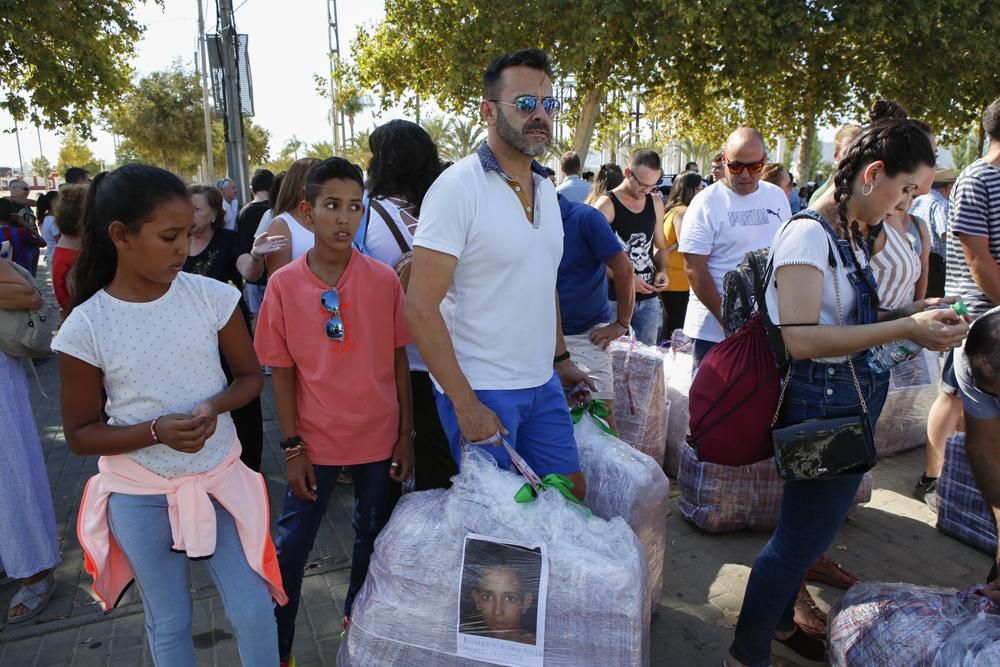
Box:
[871,200,930,309]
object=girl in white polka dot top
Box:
[52,164,283,666]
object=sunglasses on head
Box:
[725,158,767,175]
[320,289,345,342]
[488,95,561,116]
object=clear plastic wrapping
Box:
[937,432,998,555]
[875,350,941,456]
[338,448,649,666]
[677,442,872,532]
[663,349,694,478]
[828,582,1000,666]
[610,339,667,466]
[574,415,670,614]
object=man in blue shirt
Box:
[557,194,635,431]
[909,167,955,298]
[555,151,592,203]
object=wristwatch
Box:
[279,435,303,450]
[553,350,571,364]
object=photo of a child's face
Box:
[458,536,545,654]
[471,565,535,642]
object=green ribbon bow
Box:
[514,474,592,516]
[570,399,615,436]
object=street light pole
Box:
[13,119,24,176]
[218,0,250,204]
[197,0,215,183]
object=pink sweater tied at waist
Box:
[77,438,286,611]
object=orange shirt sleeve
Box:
[253,277,294,367]
[392,276,411,349]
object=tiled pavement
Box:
[1,268,991,665]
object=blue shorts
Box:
[434,373,581,476]
[941,349,958,395]
[245,284,266,314]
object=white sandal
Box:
[6,572,55,624]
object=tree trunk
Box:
[796,111,816,185]
[573,84,605,163]
[349,115,355,142]
[978,123,987,159]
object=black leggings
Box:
[411,370,458,491]
[660,290,690,339]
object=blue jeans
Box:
[615,296,662,346]
[107,493,278,667]
[692,338,718,372]
[730,359,889,666]
[274,459,394,661]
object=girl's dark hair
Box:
[73,164,188,307]
[366,119,441,214]
[304,157,365,204]
[665,171,703,212]
[269,171,286,214]
[0,198,15,224]
[36,190,58,223]
[832,118,936,244]
[54,184,88,237]
[188,184,226,230]
[870,99,933,138]
[586,163,624,204]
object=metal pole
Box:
[13,119,24,176]
[218,0,250,205]
[197,0,215,183]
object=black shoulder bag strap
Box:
[369,198,410,254]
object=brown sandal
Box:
[804,554,860,590]
[793,583,827,638]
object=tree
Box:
[352,0,675,161]
[420,115,455,155]
[1,0,152,136]
[30,156,52,176]
[109,63,269,178]
[948,125,986,173]
[56,127,101,176]
[446,117,485,161]
[342,130,373,172]
[306,141,335,159]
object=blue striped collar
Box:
[477,141,548,179]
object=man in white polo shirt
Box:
[679,127,792,369]
[406,48,591,499]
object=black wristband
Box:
[279,436,303,450]
[553,351,571,364]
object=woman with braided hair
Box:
[725,118,969,667]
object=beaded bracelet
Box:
[150,416,162,444]
[285,450,304,463]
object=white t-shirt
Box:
[679,180,791,342]
[366,196,427,373]
[765,216,869,363]
[52,273,241,477]
[41,215,58,264]
[414,153,563,390]
[223,198,239,231]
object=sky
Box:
[0,0,391,171]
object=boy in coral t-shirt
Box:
[254,157,413,666]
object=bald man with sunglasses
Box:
[678,127,792,369]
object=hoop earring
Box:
[861,182,874,197]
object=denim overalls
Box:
[731,210,891,666]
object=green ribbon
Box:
[514,474,592,516]
[570,400,615,436]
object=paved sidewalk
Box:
[0,269,992,665]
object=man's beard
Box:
[495,108,551,158]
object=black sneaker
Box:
[913,475,937,505]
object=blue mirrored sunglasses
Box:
[320,289,344,341]
[488,95,561,116]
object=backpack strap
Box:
[369,198,410,255]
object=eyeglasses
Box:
[320,289,345,341]
[724,158,767,175]
[629,172,661,191]
[487,95,561,116]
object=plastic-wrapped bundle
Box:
[611,339,668,466]
[828,582,1000,666]
[663,350,694,478]
[338,448,649,666]
[937,433,998,555]
[875,350,941,456]
[574,412,669,614]
[677,443,872,532]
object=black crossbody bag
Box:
[771,224,878,481]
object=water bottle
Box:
[670,329,692,355]
[870,300,967,373]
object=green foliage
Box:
[109,63,269,178]
[446,117,485,161]
[30,156,52,176]
[342,130,373,172]
[56,127,101,176]
[948,126,986,173]
[420,115,455,155]
[1,0,153,136]
[306,141,335,160]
